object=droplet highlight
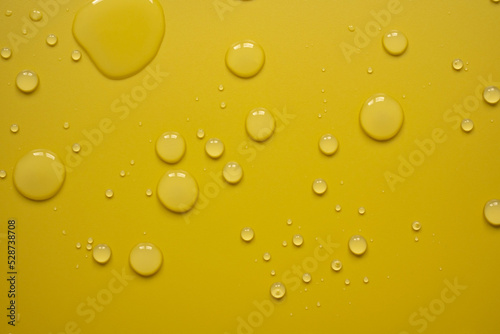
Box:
[382,30,408,56]
[246,108,275,142]
[129,242,163,276]
[360,93,404,141]
[156,131,186,164]
[157,170,198,213]
[16,70,39,93]
[223,161,243,184]
[349,235,367,256]
[225,40,265,78]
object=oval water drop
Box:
[225,40,265,78]
[360,93,404,141]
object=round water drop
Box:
[331,259,342,272]
[10,124,19,133]
[1,47,12,59]
[345,279,350,286]
[461,119,474,132]
[63,122,70,129]
[46,34,58,46]
[5,10,13,16]
[292,234,304,247]
[105,189,114,198]
[360,93,404,141]
[16,70,39,93]
[246,108,275,142]
[93,244,111,264]
[363,277,369,284]
[0,170,6,179]
[76,242,81,249]
[263,252,271,261]
[220,102,226,109]
[223,161,243,184]
[312,178,327,195]
[319,134,338,156]
[282,240,288,247]
[302,273,312,283]
[382,30,408,56]
[348,25,355,32]
[287,218,293,225]
[218,84,224,91]
[412,221,421,231]
[484,199,500,226]
[270,270,276,276]
[452,59,464,71]
[335,204,341,212]
[367,67,373,74]
[157,170,198,213]
[145,188,153,197]
[225,40,265,78]
[73,0,165,79]
[72,143,81,153]
[205,138,224,159]
[29,9,42,21]
[414,236,419,242]
[156,132,185,164]
[129,242,163,276]
[71,50,81,61]
[483,86,500,104]
[270,282,286,299]
[119,170,126,177]
[86,243,92,251]
[240,227,254,242]
[87,237,94,244]
[358,207,366,215]
[196,129,205,139]
[13,149,65,200]
[349,235,367,255]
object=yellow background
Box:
[1,0,500,333]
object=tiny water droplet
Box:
[345,279,350,286]
[360,93,404,141]
[321,68,326,72]
[286,218,293,225]
[461,119,474,132]
[270,282,286,299]
[483,86,500,104]
[335,204,341,212]
[29,9,42,21]
[130,160,135,165]
[302,273,312,283]
[223,161,243,184]
[205,138,224,159]
[349,235,367,255]
[412,221,421,231]
[226,40,265,78]
[220,102,226,109]
[414,236,419,242]
[348,25,355,32]
[1,47,12,59]
[71,50,81,61]
[363,277,369,284]
[331,259,342,272]
[119,170,126,177]
[282,240,288,247]
[452,59,463,71]
[218,84,224,91]
[270,270,276,276]
[196,129,205,139]
[86,243,92,251]
[293,234,304,247]
[105,189,114,198]
[263,252,271,261]
[72,143,81,153]
[62,230,66,235]
[240,227,254,242]
[5,10,13,16]
[16,70,39,93]
[358,207,366,215]
[63,122,70,129]
[46,34,58,46]
[382,30,408,56]
[367,67,373,74]
[0,170,6,179]
[484,199,500,226]
[76,242,81,249]
[10,124,19,133]
[145,188,153,197]
[129,242,163,276]
[246,107,275,142]
[319,134,339,156]
[312,178,327,195]
[93,244,111,264]
[156,131,185,164]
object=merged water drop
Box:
[157,170,198,213]
[348,235,367,255]
[484,199,500,226]
[246,108,275,142]
[270,282,286,299]
[225,40,265,78]
[93,244,112,264]
[156,132,186,164]
[16,70,39,93]
[382,30,408,56]
[129,242,163,276]
[359,93,404,141]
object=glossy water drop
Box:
[46,34,58,46]
[29,9,42,21]
[331,259,342,272]
[282,240,288,247]
[87,237,94,244]
[1,47,12,59]
[76,242,81,249]
[318,134,338,155]
[16,70,39,93]
[287,218,293,225]
[270,270,276,276]
[382,30,408,56]
[292,234,304,247]
[13,149,65,200]
[5,10,13,16]
[358,207,366,215]
[367,67,373,74]
[312,178,327,195]
[119,170,126,177]
[73,0,165,79]
[263,252,271,261]
[483,86,500,104]
[220,102,226,109]
[129,242,163,276]
[105,189,114,198]
[10,124,19,133]
[349,235,367,255]
[363,277,369,284]
[157,170,198,213]
[71,50,81,61]
[63,122,70,129]
[246,107,275,142]
[93,244,111,264]
[0,170,6,179]
[225,40,265,78]
[414,236,419,242]
[452,59,463,71]
[156,132,185,164]
[484,199,500,226]
[196,129,205,139]
[270,282,286,299]
[345,279,350,286]
[218,84,224,91]
[145,188,153,197]
[360,93,404,141]
[461,119,474,132]
[72,143,81,153]
[86,243,92,251]
[223,161,243,184]
[240,227,254,242]
[302,273,312,283]
[335,204,341,212]
[412,221,421,231]
[205,138,224,159]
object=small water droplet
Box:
[363,277,369,284]
[240,227,254,242]
[130,160,135,165]
[484,199,500,226]
[76,242,81,249]
[412,221,421,231]
[86,243,92,251]
[46,34,58,46]
[10,124,19,133]
[0,170,6,179]
[335,204,341,212]
[348,25,355,32]
[312,178,327,195]
[129,242,163,276]
[16,70,39,93]
[293,234,304,247]
[319,134,339,156]
[1,47,12,59]
[345,279,350,286]
[145,188,153,197]
[282,240,288,247]
[63,122,70,129]
[93,244,111,264]
[105,189,114,198]
[452,59,463,71]
[29,9,42,21]
[382,30,408,56]
[461,119,474,132]
[349,235,367,255]
[5,10,13,16]
[119,170,126,177]
[302,273,312,283]
[218,84,224,91]
[483,86,500,105]
[321,67,326,72]
[157,170,198,213]
[71,50,81,61]
[367,67,373,74]
[223,161,243,184]
[360,93,404,141]
[87,237,93,244]
[72,143,81,153]
[205,138,224,159]
[358,207,366,215]
[196,129,205,139]
[331,259,342,272]
[270,270,276,276]
[414,236,419,242]
[62,230,66,235]
[270,282,286,299]
[246,107,275,142]
[226,40,265,78]
[156,131,185,164]
[263,252,271,261]
[286,218,293,225]
[220,101,226,109]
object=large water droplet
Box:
[349,235,367,255]
[484,199,500,226]
[246,107,275,142]
[156,131,185,164]
[225,40,265,78]
[240,227,254,242]
[13,149,65,200]
[16,70,39,93]
[318,134,338,156]
[483,86,500,105]
[93,244,111,264]
[312,178,327,195]
[382,30,408,56]
[360,93,404,141]
[205,138,224,159]
[270,282,286,299]
[105,189,114,198]
[157,170,198,213]
[223,161,243,184]
[129,242,163,276]
[72,0,165,79]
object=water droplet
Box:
[286,218,293,225]
[0,170,6,179]
[240,227,254,242]
[270,282,286,299]
[129,242,163,276]
[367,67,373,74]
[63,122,70,129]
[73,0,165,79]
[156,131,185,164]
[349,235,367,255]
[71,50,81,61]
[345,279,350,285]
[302,273,312,283]
[312,178,327,195]
[270,270,276,276]
[218,84,224,91]
[72,143,81,153]
[205,138,224,159]
[363,277,369,284]
[348,25,355,32]
[196,129,205,139]
[220,102,226,109]
[223,161,243,184]
[452,59,463,71]
[331,259,342,271]
[246,107,275,142]
[105,189,114,198]
[29,9,42,21]
[225,40,265,78]
[382,30,408,56]
[483,86,500,104]
[484,199,500,226]
[321,68,326,72]
[119,170,126,177]
[5,10,13,16]
[16,70,39,93]
[318,134,338,156]
[130,160,135,165]
[335,204,341,212]
[292,234,304,247]
[358,207,366,215]
[145,188,153,197]
[13,149,65,200]
[87,237,94,244]
[10,124,19,133]
[261,252,271,262]
[282,240,288,247]
[1,47,12,59]
[360,93,404,141]
[157,170,198,213]
[46,34,58,46]
[93,244,111,264]
[86,243,92,251]
[412,221,421,231]
[461,119,474,132]
[76,242,81,249]
[62,230,66,235]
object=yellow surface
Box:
[1,1,500,333]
